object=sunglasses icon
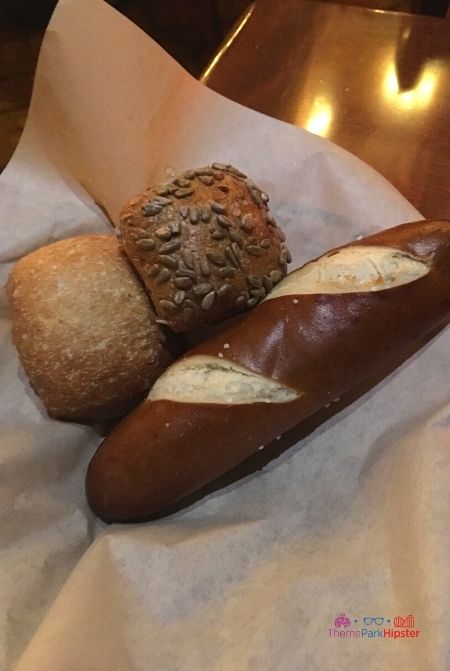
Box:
[363,617,384,625]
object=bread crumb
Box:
[292,299,299,304]
[218,352,224,358]
[258,445,264,451]
[165,422,170,428]
[223,343,230,349]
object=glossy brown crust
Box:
[86,220,450,521]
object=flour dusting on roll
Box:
[7,235,175,420]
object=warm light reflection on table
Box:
[303,97,333,138]
[383,59,439,110]
[203,1,450,217]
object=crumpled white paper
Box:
[0,0,448,669]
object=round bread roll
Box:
[6,235,175,420]
[120,163,291,332]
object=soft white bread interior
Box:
[148,355,300,404]
[266,245,429,299]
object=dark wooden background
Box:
[0,0,448,172]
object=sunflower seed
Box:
[153,196,171,206]
[170,221,181,235]
[189,207,200,224]
[270,269,283,283]
[176,267,196,279]
[184,299,197,310]
[211,230,226,240]
[218,184,229,192]
[279,250,287,265]
[201,291,216,310]
[201,205,211,222]
[142,203,162,216]
[155,268,171,284]
[175,177,191,188]
[155,186,170,196]
[247,245,264,256]
[155,318,170,326]
[217,215,232,228]
[183,169,196,179]
[260,238,271,248]
[229,229,243,245]
[285,247,293,263]
[158,255,178,270]
[217,283,232,298]
[211,202,227,214]
[159,299,177,314]
[193,283,213,297]
[263,275,273,293]
[240,214,254,231]
[200,257,211,276]
[198,175,214,186]
[207,251,226,266]
[247,296,260,308]
[250,287,266,298]
[227,165,247,178]
[159,239,181,254]
[225,247,239,268]
[195,167,215,176]
[174,290,185,305]
[246,275,263,288]
[182,249,194,269]
[260,192,269,203]
[179,206,190,218]
[174,188,194,198]
[277,228,286,242]
[235,295,247,309]
[183,307,194,320]
[147,263,160,277]
[268,216,278,228]
[249,188,264,207]
[155,226,172,240]
[136,238,155,250]
[212,162,228,171]
[231,242,242,264]
[174,276,193,289]
[280,262,288,274]
[219,266,236,278]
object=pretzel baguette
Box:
[86,220,450,522]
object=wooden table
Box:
[203,1,450,219]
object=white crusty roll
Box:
[7,235,175,420]
[86,220,450,521]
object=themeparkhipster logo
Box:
[329,613,420,639]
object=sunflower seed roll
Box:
[119,163,291,332]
